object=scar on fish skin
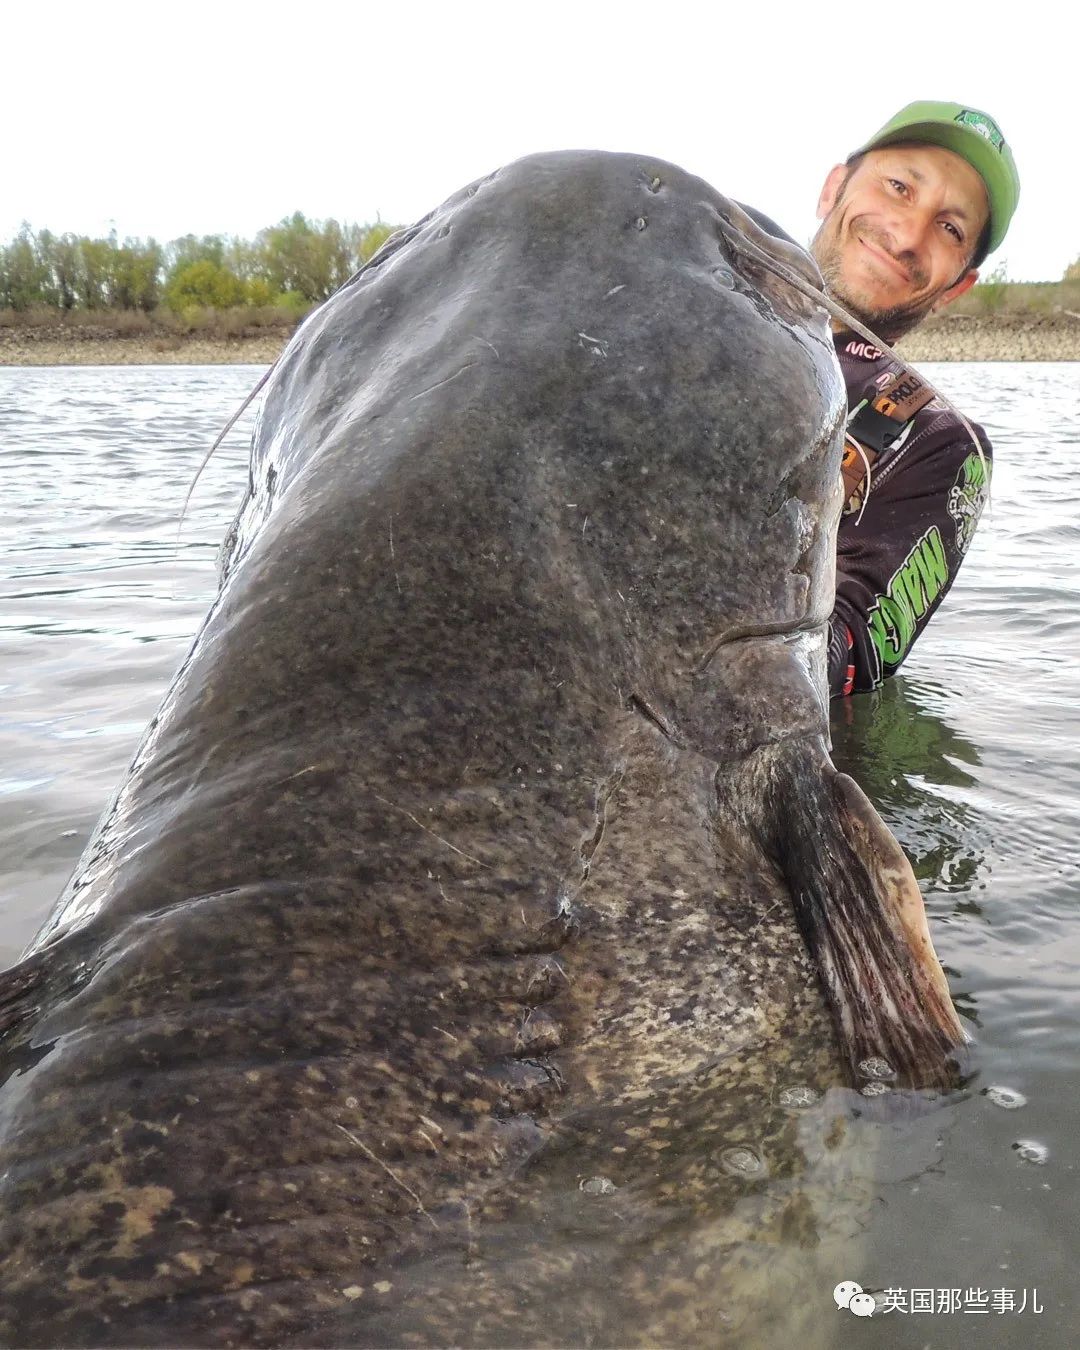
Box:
[369,791,490,868]
[335,1124,439,1230]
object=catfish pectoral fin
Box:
[755,744,967,1091]
[0,920,103,1053]
[0,950,53,1047]
[831,770,966,1037]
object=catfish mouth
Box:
[714,195,829,300]
[696,614,829,675]
[724,736,968,1092]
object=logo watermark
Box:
[834,1281,1044,1317]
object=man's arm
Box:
[827,412,992,697]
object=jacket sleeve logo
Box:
[947,451,990,555]
[867,526,949,679]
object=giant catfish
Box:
[0,150,965,1347]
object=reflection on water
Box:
[831,673,988,897]
[831,675,990,1038]
[1,362,1079,1345]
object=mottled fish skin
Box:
[0,151,936,1347]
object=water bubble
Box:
[1012,1140,1048,1166]
[860,1081,892,1098]
[779,1085,820,1110]
[720,1146,765,1177]
[984,1085,1027,1111]
[857,1056,896,1081]
[579,1176,616,1196]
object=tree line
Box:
[0,215,399,315]
[4,218,1076,319]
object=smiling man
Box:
[810,101,1020,697]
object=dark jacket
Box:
[828,332,992,696]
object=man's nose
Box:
[882,205,931,257]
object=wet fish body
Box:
[0,151,961,1347]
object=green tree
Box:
[108,238,163,310]
[243,276,280,307]
[32,229,61,308]
[50,234,81,311]
[164,258,247,312]
[0,225,48,310]
[167,234,226,275]
[348,221,397,269]
[224,236,261,282]
[255,212,353,302]
[72,238,114,309]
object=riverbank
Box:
[897,312,1080,361]
[0,321,287,367]
[1,312,1078,366]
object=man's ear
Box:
[933,268,979,313]
[816,164,848,221]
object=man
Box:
[809,101,1020,697]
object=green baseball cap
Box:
[854,100,1020,256]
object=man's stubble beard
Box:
[810,215,941,345]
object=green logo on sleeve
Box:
[867,526,949,677]
[947,451,990,555]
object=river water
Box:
[1,362,1077,1346]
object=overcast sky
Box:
[3,2,1069,282]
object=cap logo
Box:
[954,109,1004,152]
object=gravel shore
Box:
[1,314,1078,367]
[0,325,287,367]
[897,313,1080,362]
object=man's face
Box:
[810,142,989,341]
